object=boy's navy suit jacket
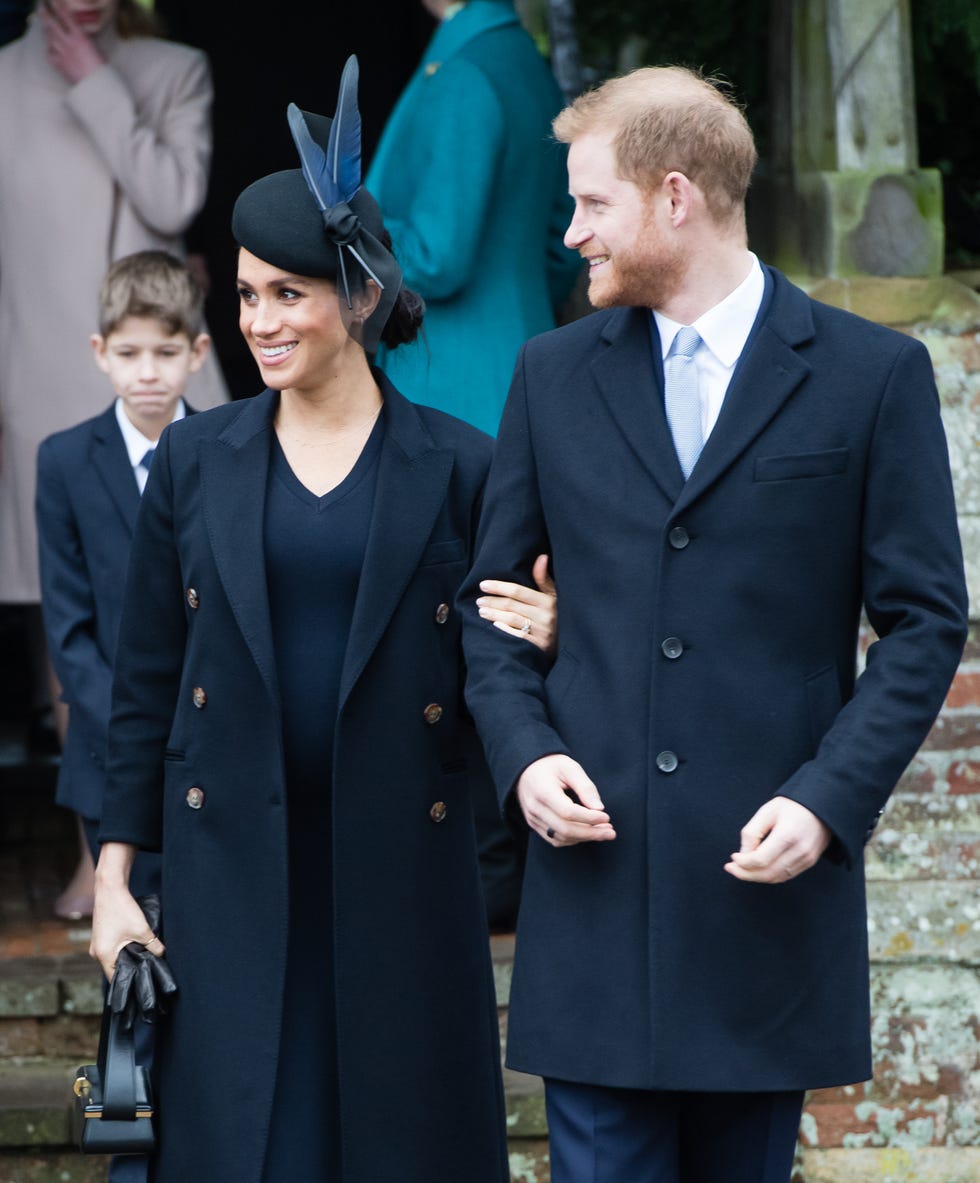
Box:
[36,401,195,822]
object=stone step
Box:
[0,1152,108,1183]
[0,1056,549,1181]
[0,927,550,1178]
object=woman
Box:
[366,0,582,436]
[91,59,554,1183]
[0,0,227,918]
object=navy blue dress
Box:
[261,413,384,1181]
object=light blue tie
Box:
[664,326,703,479]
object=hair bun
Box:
[380,286,425,349]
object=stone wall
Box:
[795,276,980,1182]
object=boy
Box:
[36,249,210,906]
[36,250,209,1181]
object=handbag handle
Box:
[96,1005,140,1121]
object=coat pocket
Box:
[754,447,849,482]
[419,537,465,566]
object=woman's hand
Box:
[40,0,106,85]
[477,553,557,655]
[90,842,165,982]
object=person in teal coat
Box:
[366,0,582,437]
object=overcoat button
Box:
[430,801,447,823]
[656,750,679,773]
[434,602,450,625]
[661,637,683,659]
[423,703,443,725]
[192,686,207,709]
[186,587,199,609]
[186,787,205,809]
[668,526,690,549]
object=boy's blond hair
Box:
[553,65,757,226]
[98,251,204,340]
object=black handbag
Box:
[72,1004,155,1155]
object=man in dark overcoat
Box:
[458,65,969,1182]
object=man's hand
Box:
[725,796,831,883]
[516,754,616,846]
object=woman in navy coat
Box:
[90,62,555,1182]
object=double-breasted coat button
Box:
[186,787,205,810]
[186,587,199,609]
[192,686,207,709]
[430,801,447,823]
[656,750,679,773]
[423,703,443,725]
[668,526,690,549]
[661,637,684,659]
[434,602,450,625]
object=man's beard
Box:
[586,219,686,311]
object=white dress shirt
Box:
[653,254,765,444]
[114,398,186,494]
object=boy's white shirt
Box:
[114,398,186,493]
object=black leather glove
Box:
[107,894,178,1029]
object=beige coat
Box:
[0,16,228,602]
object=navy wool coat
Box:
[99,380,509,1183]
[458,267,968,1092]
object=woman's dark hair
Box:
[378,227,425,349]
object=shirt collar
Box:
[653,253,765,366]
[114,398,186,468]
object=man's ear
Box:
[662,171,695,226]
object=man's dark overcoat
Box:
[459,267,968,1092]
[100,381,509,1182]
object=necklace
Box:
[276,400,382,448]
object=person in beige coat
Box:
[0,0,228,607]
[0,0,227,928]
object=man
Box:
[459,66,967,1182]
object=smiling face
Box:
[564,131,686,311]
[237,249,376,393]
[92,315,208,437]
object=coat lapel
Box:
[338,379,455,709]
[591,307,685,504]
[199,391,281,709]
[90,405,140,534]
[676,269,815,511]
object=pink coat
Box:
[0,15,228,601]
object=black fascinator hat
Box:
[232,56,402,353]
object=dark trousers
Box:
[83,819,162,1183]
[544,1078,805,1183]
